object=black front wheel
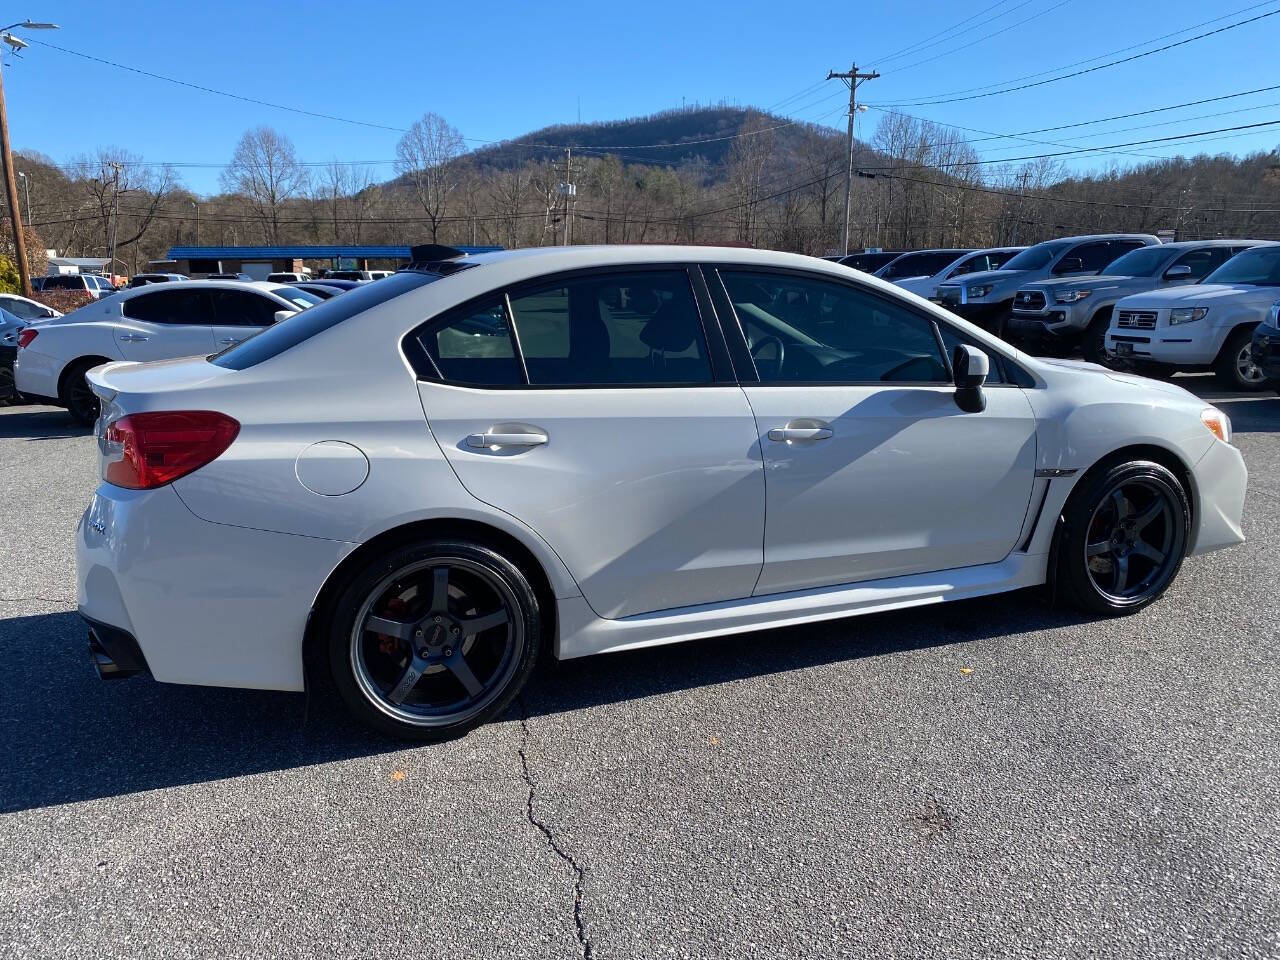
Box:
[1054,460,1190,615]
[327,539,541,740]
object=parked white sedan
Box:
[15,280,319,423]
[76,246,1247,740]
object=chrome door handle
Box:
[768,421,833,443]
[118,334,149,342]
[466,430,549,449]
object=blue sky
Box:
[8,0,1280,196]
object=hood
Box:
[1035,357,1200,400]
[938,268,1022,288]
[1119,283,1278,308]
[1027,275,1136,292]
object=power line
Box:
[878,0,1280,103]
[877,4,1280,106]
[867,0,1019,66]
[878,0,1074,76]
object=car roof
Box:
[1151,238,1273,250]
[113,279,294,300]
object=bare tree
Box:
[220,127,308,244]
[395,113,465,243]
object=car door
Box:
[208,288,285,349]
[114,288,217,361]
[712,267,1038,595]
[412,267,765,619]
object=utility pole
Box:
[0,57,31,296]
[828,63,878,256]
[558,148,576,246]
[17,169,30,223]
[107,160,123,278]
[191,199,200,244]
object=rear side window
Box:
[419,298,523,386]
[209,289,281,327]
[122,289,214,325]
[507,271,711,386]
[212,270,445,370]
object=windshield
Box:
[271,287,322,309]
[1203,246,1280,286]
[1002,240,1072,272]
[212,270,449,370]
[1100,246,1171,277]
[879,250,966,280]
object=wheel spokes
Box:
[365,615,417,641]
[1131,500,1165,533]
[1110,488,1131,521]
[430,566,450,612]
[1086,540,1113,558]
[444,650,484,697]
[458,608,510,635]
[1112,555,1130,593]
[386,658,427,704]
[1131,539,1165,564]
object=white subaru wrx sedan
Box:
[77,246,1248,740]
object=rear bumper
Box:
[85,616,149,679]
[77,483,355,691]
[13,346,62,401]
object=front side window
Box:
[121,289,214,325]
[720,270,948,384]
[1203,246,1280,286]
[1003,240,1070,272]
[1169,248,1223,281]
[1055,241,1114,274]
[507,270,711,386]
[880,251,964,280]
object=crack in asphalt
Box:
[518,701,593,960]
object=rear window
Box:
[211,270,448,370]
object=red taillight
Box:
[103,411,239,490]
[16,328,37,349]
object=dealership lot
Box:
[1,383,1278,959]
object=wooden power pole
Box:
[828,63,879,257]
[0,59,31,296]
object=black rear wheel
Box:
[1215,328,1269,391]
[327,539,541,740]
[61,359,102,425]
[1054,459,1190,615]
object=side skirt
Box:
[555,552,1049,660]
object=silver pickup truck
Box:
[1007,239,1265,362]
[935,234,1160,335]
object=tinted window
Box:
[122,289,214,325]
[1003,240,1071,271]
[720,270,948,384]
[508,270,711,386]
[209,289,281,327]
[880,251,967,280]
[1055,241,1114,274]
[947,252,996,278]
[987,249,1019,270]
[1100,246,1168,277]
[1169,248,1224,281]
[1203,246,1280,286]
[419,298,523,386]
[213,270,446,370]
[45,276,83,290]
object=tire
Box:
[61,359,103,425]
[0,364,15,405]
[1082,310,1115,366]
[1214,327,1269,391]
[326,539,541,741]
[1054,459,1190,615]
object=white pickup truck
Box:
[1107,243,1280,389]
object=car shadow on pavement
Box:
[0,590,1092,813]
[0,406,87,439]
[1210,394,1280,434]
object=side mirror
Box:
[953,344,988,413]
[1055,256,1085,274]
[273,310,296,325]
[1163,264,1193,281]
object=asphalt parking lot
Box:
[1,380,1277,960]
